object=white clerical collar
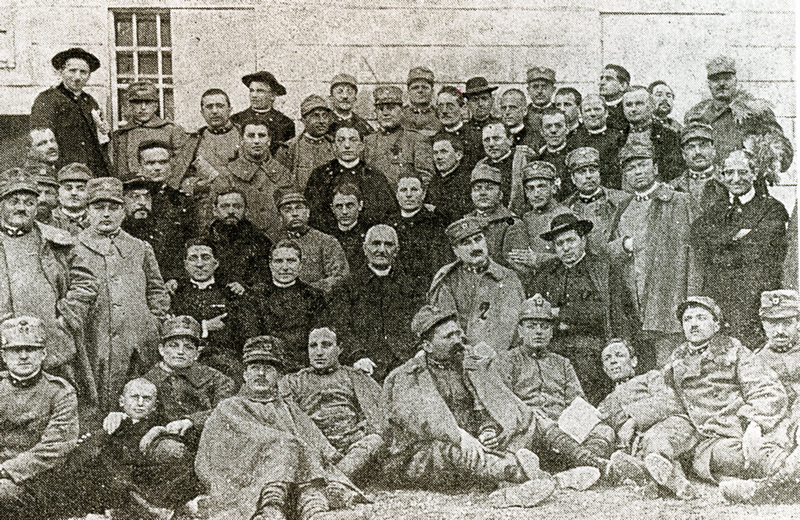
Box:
[690,165,715,177]
[190,277,215,290]
[251,107,270,114]
[444,121,463,133]
[731,187,756,205]
[634,182,658,199]
[334,111,352,120]
[567,121,580,133]
[400,207,422,218]
[368,264,391,277]
[587,125,607,135]
[338,221,358,231]
[273,279,297,288]
[304,133,326,142]
[509,124,524,134]
[546,141,567,154]
[338,158,360,169]
[605,96,623,107]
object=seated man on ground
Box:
[195,335,367,520]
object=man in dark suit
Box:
[568,94,626,190]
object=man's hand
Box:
[742,422,763,470]
[459,428,486,471]
[227,282,246,296]
[165,279,178,294]
[507,248,538,268]
[203,313,228,332]
[623,237,634,253]
[353,358,376,376]
[103,412,128,434]
[165,419,194,436]
[618,418,637,448]
[478,428,501,451]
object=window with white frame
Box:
[112,10,173,124]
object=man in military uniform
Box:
[329,74,373,138]
[435,86,482,171]
[691,149,789,349]
[670,122,727,213]
[429,216,525,351]
[51,163,90,235]
[110,80,188,182]
[428,133,473,223]
[400,66,441,138]
[364,85,435,188]
[327,224,426,383]
[463,77,500,144]
[685,56,792,167]
[231,70,295,154]
[639,297,787,498]
[34,174,59,225]
[465,163,518,265]
[598,64,630,134]
[23,127,59,180]
[568,94,626,189]
[306,123,396,234]
[283,95,335,190]
[30,47,110,176]
[538,107,574,200]
[524,66,556,150]
[0,316,79,519]
[562,147,629,255]
[502,161,571,281]
[648,81,682,134]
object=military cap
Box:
[706,55,736,77]
[57,163,92,183]
[1,316,46,349]
[242,335,285,367]
[407,66,435,86]
[86,177,124,205]
[540,213,594,242]
[723,149,752,172]
[331,73,358,91]
[523,161,557,182]
[241,71,287,96]
[0,168,39,199]
[463,77,498,98]
[139,138,173,154]
[760,290,799,319]
[126,81,158,102]
[300,94,331,117]
[411,305,458,339]
[373,86,404,106]
[273,185,307,208]
[618,141,654,166]
[470,163,502,185]
[518,294,557,322]
[35,174,59,188]
[51,47,100,72]
[445,216,485,244]
[162,315,202,343]
[676,296,723,323]
[680,122,715,146]
[566,147,600,172]
[526,67,556,84]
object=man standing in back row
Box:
[231,71,295,154]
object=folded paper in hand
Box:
[558,396,601,444]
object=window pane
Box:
[136,14,158,47]
[163,89,174,121]
[115,14,133,47]
[162,52,172,75]
[160,16,171,46]
[138,52,158,75]
[116,52,134,75]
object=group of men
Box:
[0,43,797,519]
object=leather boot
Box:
[543,425,609,472]
[723,448,800,504]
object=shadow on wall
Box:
[0,116,30,173]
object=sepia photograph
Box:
[0,0,796,518]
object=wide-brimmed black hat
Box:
[241,71,287,96]
[540,213,593,242]
[463,77,498,98]
[51,48,100,72]
[122,176,159,193]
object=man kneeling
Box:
[195,335,366,520]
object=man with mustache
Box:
[669,122,728,213]
[648,81,682,134]
[328,74,373,139]
[283,95,335,190]
[23,127,60,180]
[465,163,518,266]
[34,175,59,225]
[429,216,524,352]
[76,177,170,415]
[327,224,426,382]
[639,296,787,499]
[691,149,789,349]
[685,55,792,166]
[50,163,91,235]
[434,86,482,171]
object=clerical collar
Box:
[273,279,297,288]
[2,223,30,237]
[304,133,326,142]
[545,141,567,154]
[689,165,715,180]
[444,121,463,133]
[533,101,552,110]
[490,150,512,164]
[61,208,86,220]
[401,207,422,218]
[730,187,755,205]
[191,277,215,290]
[8,370,42,388]
[463,260,489,274]
[562,251,586,269]
[337,158,360,169]
[605,96,623,107]
[368,264,391,277]
[509,124,525,135]
[587,125,607,135]
[207,122,233,135]
[338,221,358,232]
[633,182,658,201]
[251,107,271,114]
[567,121,580,133]
[579,188,604,203]
[334,111,352,120]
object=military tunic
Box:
[537,143,573,201]
[110,116,188,181]
[282,133,335,190]
[363,126,434,188]
[400,104,442,138]
[597,370,681,435]
[564,187,630,255]
[50,207,89,236]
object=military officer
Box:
[23,127,59,180]
[465,163,518,265]
[400,66,441,138]
[669,122,728,213]
[230,71,295,154]
[524,66,556,150]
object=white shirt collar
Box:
[368,264,391,277]
[586,125,607,135]
[605,96,623,107]
[190,277,215,290]
[444,121,463,133]
[272,279,297,288]
[509,124,525,134]
[338,221,358,231]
